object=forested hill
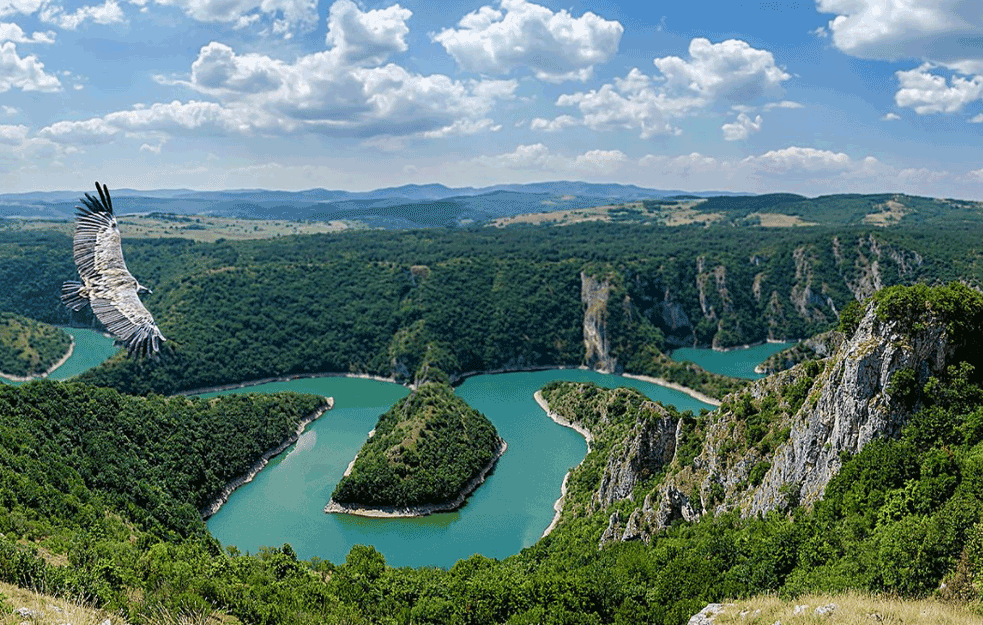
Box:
[330,381,504,510]
[1,284,982,624]
[0,312,72,378]
[2,219,980,395]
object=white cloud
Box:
[0,0,42,18]
[432,0,623,82]
[421,117,501,138]
[638,152,720,177]
[653,38,790,104]
[38,117,120,143]
[970,113,983,123]
[573,149,627,174]
[1,104,16,115]
[529,114,578,132]
[182,33,516,139]
[763,100,803,111]
[39,0,126,30]
[554,68,691,138]
[149,0,316,30]
[0,122,27,144]
[969,168,983,181]
[326,0,410,66]
[721,112,762,140]
[741,146,854,174]
[139,142,163,153]
[0,41,61,92]
[550,38,789,139]
[882,112,901,120]
[817,0,983,73]
[894,64,983,114]
[0,22,55,43]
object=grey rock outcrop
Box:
[746,303,951,514]
[594,410,678,506]
[581,272,617,373]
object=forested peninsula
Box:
[327,381,505,516]
[0,313,72,380]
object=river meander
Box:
[0,327,119,385]
[202,370,713,568]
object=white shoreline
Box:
[324,438,508,518]
[621,373,722,407]
[177,371,398,396]
[200,397,334,519]
[535,390,592,538]
[0,336,75,382]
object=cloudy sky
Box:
[2,0,982,198]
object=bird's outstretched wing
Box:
[63,182,167,358]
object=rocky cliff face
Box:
[581,272,617,373]
[592,298,959,545]
[594,413,678,507]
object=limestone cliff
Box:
[581,272,617,372]
[585,291,969,545]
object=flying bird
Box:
[62,182,166,358]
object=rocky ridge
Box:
[544,294,967,546]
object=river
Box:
[2,328,778,568]
[202,370,712,568]
[0,327,119,385]
[671,341,796,379]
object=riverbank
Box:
[0,337,75,382]
[177,372,397,396]
[621,373,722,407]
[535,390,592,538]
[324,437,508,518]
[200,397,334,519]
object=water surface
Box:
[0,327,118,385]
[204,369,711,568]
[670,341,796,379]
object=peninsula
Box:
[326,381,506,517]
[0,313,73,381]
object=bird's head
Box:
[137,283,153,295]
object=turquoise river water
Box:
[2,327,790,567]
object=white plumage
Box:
[62,182,166,358]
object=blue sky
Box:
[2,0,982,198]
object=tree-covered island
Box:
[326,381,506,516]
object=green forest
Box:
[0,312,72,378]
[331,381,503,509]
[0,285,982,623]
[1,216,979,398]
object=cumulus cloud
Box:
[39,0,125,29]
[0,22,55,43]
[40,2,515,147]
[0,41,61,92]
[638,152,720,177]
[882,112,901,121]
[741,146,854,174]
[326,0,410,66]
[0,122,27,144]
[1,104,17,115]
[654,38,790,104]
[721,112,762,140]
[0,0,42,18]
[573,149,627,174]
[816,0,983,73]
[432,0,623,82]
[547,38,790,138]
[894,64,983,114]
[970,113,983,123]
[148,0,316,30]
[529,114,578,132]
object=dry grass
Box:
[863,198,911,226]
[706,591,983,625]
[749,212,819,228]
[2,215,354,242]
[0,581,116,625]
[489,206,613,227]
[0,581,240,625]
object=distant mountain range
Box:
[0,181,749,227]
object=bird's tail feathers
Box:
[61,280,90,311]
